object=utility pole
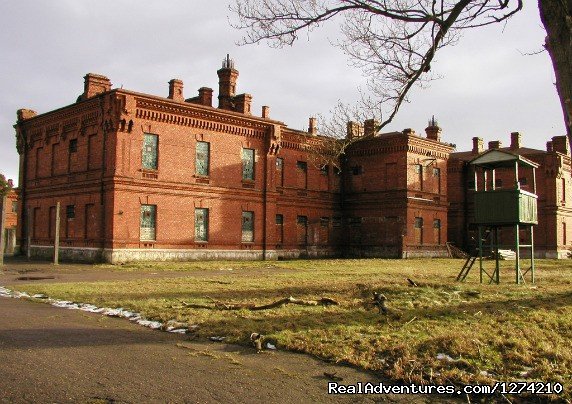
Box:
[54,202,60,265]
[0,195,6,266]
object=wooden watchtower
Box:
[457,149,538,284]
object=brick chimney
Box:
[472,137,484,154]
[547,141,553,152]
[168,79,184,102]
[551,135,570,155]
[425,116,442,142]
[217,54,239,110]
[510,132,522,149]
[198,87,213,107]
[234,94,252,114]
[308,117,317,135]
[7,179,13,188]
[402,128,416,136]
[346,121,363,139]
[17,109,37,122]
[488,140,502,150]
[261,106,270,119]
[364,119,380,137]
[83,73,111,99]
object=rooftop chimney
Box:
[346,121,364,139]
[364,119,380,137]
[546,141,553,152]
[402,128,416,136]
[7,179,13,188]
[510,132,522,149]
[261,106,270,119]
[198,87,213,107]
[488,140,502,150]
[168,79,184,102]
[17,109,37,122]
[83,73,111,99]
[551,135,570,155]
[217,54,239,110]
[425,116,442,142]
[308,117,317,135]
[472,137,484,154]
[234,93,252,114]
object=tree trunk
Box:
[538,0,572,146]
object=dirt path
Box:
[0,259,457,403]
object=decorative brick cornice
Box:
[134,97,268,140]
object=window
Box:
[296,161,308,188]
[414,217,423,228]
[11,201,17,213]
[195,141,210,176]
[142,134,158,170]
[297,216,308,225]
[66,205,75,219]
[276,214,283,245]
[242,211,254,242]
[320,217,329,227]
[194,208,209,242]
[433,219,441,245]
[495,178,503,188]
[276,158,284,187]
[352,165,363,175]
[415,164,422,174]
[433,167,440,177]
[468,180,476,190]
[140,204,157,241]
[320,165,329,176]
[242,148,255,180]
[275,214,283,225]
[433,219,441,228]
[69,138,78,153]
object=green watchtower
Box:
[457,149,538,284]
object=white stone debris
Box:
[265,342,277,350]
[209,336,226,342]
[436,353,460,363]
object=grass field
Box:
[13,258,572,401]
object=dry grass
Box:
[14,258,572,401]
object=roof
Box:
[450,146,546,162]
[469,149,539,169]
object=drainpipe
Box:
[99,96,108,261]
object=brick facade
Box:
[13,58,569,262]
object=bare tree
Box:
[231,0,524,133]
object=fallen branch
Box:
[179,296,338,311]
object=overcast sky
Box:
[0,1,565,185]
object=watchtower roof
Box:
[469,149,539,169]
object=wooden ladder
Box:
[456,255,477,282]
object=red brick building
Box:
[447,133,572,258]
[14,57,459,262]
[13,57,569,262]
[1,184,18,256]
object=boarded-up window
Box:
[296,161,307,189]
[242,211,254,242]
[196,141,210,176]
[242,148,255,180]
[276,158,284,187]
[195,208,209,242]
[84,204,95,239]
[414,217,423,245]
[142,134,158,170]
[297,215,308,245]
[386,163,397,189]
[415,164,423,190]
[433,219,441,245]
[140,204,156,241]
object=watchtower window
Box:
[194,208,209,242]
[242,211,254,242]
[140,204,157,241]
